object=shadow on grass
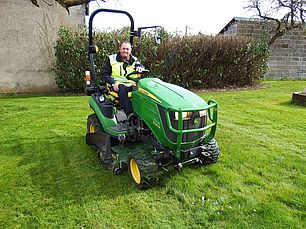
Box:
[1,130,224,203]
[279,100,305,109]
[4,135,136,203]
[0,92,84,100]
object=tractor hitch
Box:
[174,158,201,170]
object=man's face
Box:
[119,42,132,61]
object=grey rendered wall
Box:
[0,0,84,93]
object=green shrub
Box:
[54,26,87,91]
[54,26,269,91]
[55,26,129,91]
[145,35,269,88]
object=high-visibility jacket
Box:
[109,54,139,83]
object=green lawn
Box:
[0,81,305,228]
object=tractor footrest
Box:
[109,123,134,133]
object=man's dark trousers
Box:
[118,84,132,115]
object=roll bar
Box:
[86,8,161,84]
[88,8,135,47]
[87,9,135,82]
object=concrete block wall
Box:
[220,18,306,79]
[268,30,306,79]
[0,0,85,93]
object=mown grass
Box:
[0,81,305,228]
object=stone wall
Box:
[0,0,85,93]
[220,18,306,79]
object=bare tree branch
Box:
[55,0,90,8]
[30,0,105,11]
[31,0,40,7]
[42,0,53,6]
[246,0,306,45]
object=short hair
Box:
[120,40,131,48]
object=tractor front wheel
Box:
[127,150,158,189]
[201,138,220,164]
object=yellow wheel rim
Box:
[89,123,95,133]
[130,159,141,184]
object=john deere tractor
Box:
[85,9,219,189]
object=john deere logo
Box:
[193,118,199,125]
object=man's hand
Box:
[135,66,144,78]
[112,82,119,92]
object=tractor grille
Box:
[158,105,207,144]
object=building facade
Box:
[0,1,85,93]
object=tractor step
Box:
[109,123,129,132]
[109,123,135,134]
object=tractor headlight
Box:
[199,110,207,117]
[174,112,192,120]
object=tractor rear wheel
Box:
[87,114,102,133]
[201,138,220,164]
[87,114,111,166]
[127,150,158,189]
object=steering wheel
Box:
[126,69,150,82]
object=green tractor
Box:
[85,9,219,189]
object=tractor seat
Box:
[107,82,133,99]
[109,91,132,99]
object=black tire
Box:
[87,114,106,164]
[201,138,220,164]
[127,150,158,189]
[87,113,119,147]
[87,114,102,133]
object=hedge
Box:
[54,26,269,91]
[150,35,269,88]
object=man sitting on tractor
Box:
[101,41,144,116]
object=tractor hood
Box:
[137,78,207,110]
